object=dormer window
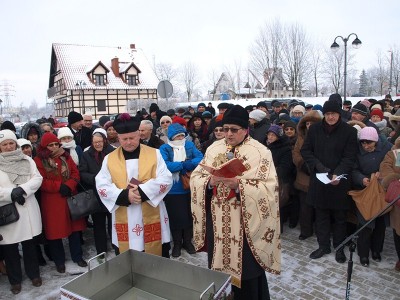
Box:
[95,74,105,86]
[127,75,137,86]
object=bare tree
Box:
[374,50,389,95]
[309,42,323,96]
[180,62,200,101]
[155,62,178,81]
[207,68,221,101]
[390,45,400,96]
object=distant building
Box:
[47,43,158,117]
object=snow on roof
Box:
[52,43,158,90]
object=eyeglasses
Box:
[360,140,374,145]
[47,143,59,147]
[214,128,224,133]
[161,121,171,125]
[223,127,242,133]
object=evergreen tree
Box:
[359,70,368,96]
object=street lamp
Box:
[75,80,87,114]
[330,33,362,101]
[389,50,393,96]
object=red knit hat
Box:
[370,109,383,120]
[172,116,187,127]
[40,132,59,147]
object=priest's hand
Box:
[209,176,224,187]
[128,184,142,205]
[221,177,239,190]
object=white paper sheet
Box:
[316,173,347,184]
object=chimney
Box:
[130,44,136,49]
[111,57,119,77]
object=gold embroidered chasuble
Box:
[190,137,281,287]
[108,145,162,255]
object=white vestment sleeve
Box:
[139,151,173,207]
[95,155,123,213]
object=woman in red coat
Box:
[34,132,87,273]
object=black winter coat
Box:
[68,125,93,150]
[301,119,358,210]
[266,135,295,184]
[250,119,270,144]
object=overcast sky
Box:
[0,0,398,108]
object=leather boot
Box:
[171,230,182,258]
[182,228,196,255]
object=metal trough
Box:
[61,250,231,300]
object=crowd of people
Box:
[0,95,400,299]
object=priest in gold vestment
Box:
[191,105,281,300]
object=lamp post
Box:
[389,50,393,96]
[75,80,86,114]
[330,33,362,101]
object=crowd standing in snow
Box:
[0,95,400,299]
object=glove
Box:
[315,162,330,173]
[59,184,72,197]
[11,187,25,206]
[183,161,196,171]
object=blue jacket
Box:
[159,140,203,194]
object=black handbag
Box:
[0,202,20,226]
[67,181,102,221]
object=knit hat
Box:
[166,109,176,116]
[104,120,114,131]
[57,127,74,140]
[351,103,368,116]
[312,104,323,112]
[160,115,172,125]
[172,116,187,127]
[113,113,140,134]
[93,128,107,138]
[359,127,378,142]
[322,101,341,115]
[328,93,343,106]
[284,121,297,130]
[17,138,32,148]
[40,132,59,147]
[98,115,111,127]
[217,103,230,109]
[68,111,83,125]
[0,129,18,144]
[343,100,352,107]
[277,113,290,125]
[202,111,212,118]
[370,109,383,120]
[167,123,187,140]
[149,103,159,114]
[360,99,372,108]
[222,105,249,129]
[0,121,16,132]
[256,101,268,109]
[249,109,267,122]
[197,103,206,108]
[267,124,283,137]
[292,105,306,115]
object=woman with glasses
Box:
[0,130,43,294]
[201,121,225,154]
[34,132,87,273]
[351,127,392,267]
[79,129,115,258]
[156,115,172,143]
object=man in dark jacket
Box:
[67,111,92,150]
[139,120,164,149]
[301,101,358,263]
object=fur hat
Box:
[113,113,140,134]
[40,132,59,147]
[370,109,383,120]
[359,127,378,142]
[249,109,267,122]
[68,111,83,125]
[322,101,341,115]
[0,121,16,132]
[57,127,74,140]
[0,129,17,144]
[93,128,107,138]
[267,124,283,137]
[17,138,32,148]
[222,105,249,129]
[351,103,368,116]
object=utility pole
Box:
[0,80,16,112]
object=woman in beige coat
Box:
[0,129,43,294]
[379,137,400,272]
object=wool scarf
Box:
[0,148,31,185]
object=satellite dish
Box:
[157,80,173,99]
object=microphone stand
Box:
[335,194,400,300]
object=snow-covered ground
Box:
[1,224,399,299]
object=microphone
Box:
[226,152,234,160]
